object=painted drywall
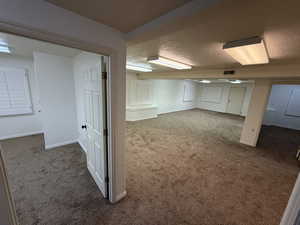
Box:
[126,73,197,120]
[153,79,197,114]
[197,83,254,116]
[0,55,43,140]
[126,72,158,121]
[263,85,300,130]
[0,0,126,203]
[73,51,103,152]
[34,52,78,149]
[126,72,155,107]
[240,80,272,146]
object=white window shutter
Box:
[0,67,33,116]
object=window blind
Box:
[0,67,33,116]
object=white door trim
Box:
[280,173,300,225]
[0,146,18,225]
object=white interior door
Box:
[226,87,246,115]
[83,63,107,198]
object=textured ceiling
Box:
[127,0,300,71]
[47,0,192,32]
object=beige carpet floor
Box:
[1,109,299,225]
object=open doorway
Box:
[0,32,110,224]
[258,84,300,167]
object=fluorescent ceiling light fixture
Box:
[230,80,242,84]
[148,56,192,70]
[126,64,152,72]
[223,36,269,65]
[200,80,211,83]
[218,79,230,82]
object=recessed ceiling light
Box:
[200,80,211,84]
[223,36,269,65]
[126,64,152,72]
[148,56,192,70]
[230,80,242,84]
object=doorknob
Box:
[81,125,87,129]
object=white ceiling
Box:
[127,0,300,72]
[0,32,81,58]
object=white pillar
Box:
[240,79,272,147]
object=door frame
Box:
[0,146,18,225]
[0,20,119,204]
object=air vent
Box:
[224,70,235,75]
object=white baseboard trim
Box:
[158,106,197,115]
[0,131,43,141]
[77,139,87,153]
[114,190,127,203]
[45,139,78,150]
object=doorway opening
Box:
[0,31,111,224]
[258,84,300,167]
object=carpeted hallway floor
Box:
[1,109,299,225]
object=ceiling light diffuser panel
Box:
[223,37,269,65]
[148,56,192,70]
[200,80,211,83]
[230,80,242,84]
[126,64,152,72]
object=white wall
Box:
[126,72,155,107]
[126,72,157,121]
[34,52,78,149]
[197,83,254,116]
[0,55,42,140]
[263,85,300,130]
[126,76,254,120]
[73,51,102,152]
[126,73,198,120]
[153,79,197,114]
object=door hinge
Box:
[102,71,108,80]
[105,176,109,183]
[103,128,108,136]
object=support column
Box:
[240,79,272,147]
